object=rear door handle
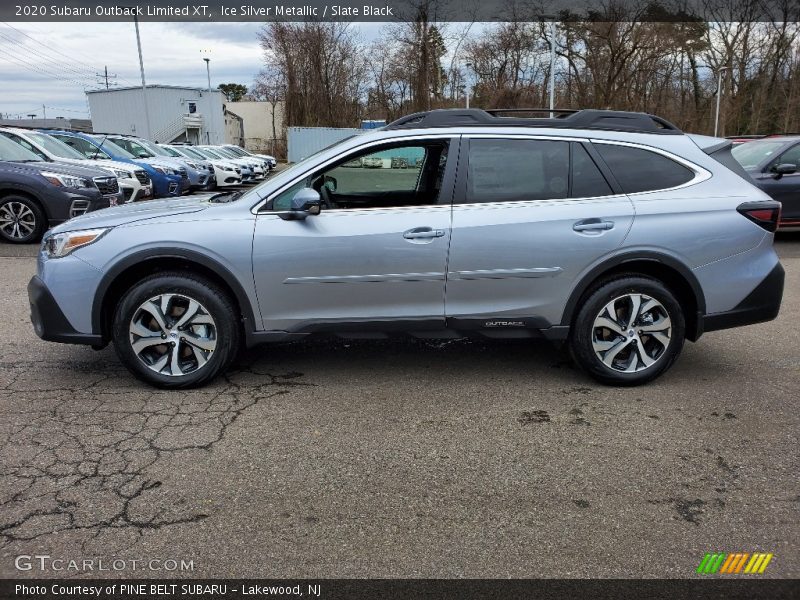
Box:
[403,227,446,240]
[573,220,615,232]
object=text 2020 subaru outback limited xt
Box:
[28,109,785,388]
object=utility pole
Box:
[203,58,211,91]
[465,62,472,109]
[133,14,152,139]
[96,66,117,90]
[42,105,46,119]
[539,15,557,117]
[714,66,729,137]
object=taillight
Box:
[737,201,782,232]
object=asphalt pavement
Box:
[0,233,797,578]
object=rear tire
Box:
[0,195,45,243]
[569,276,685,386]
[112,272,240,389]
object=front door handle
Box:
[573,219,615,232]
[403,227,446,240]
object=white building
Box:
[86,85,227,144]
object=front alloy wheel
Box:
[129,293,218,377]
[113,272,240,388]
[0,196,45,243]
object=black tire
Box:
[0,194,46,244]
[569,276,685,386]
[112,272,241,389]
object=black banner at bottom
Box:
[1,579,799,600]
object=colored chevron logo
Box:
[697,552,774,574]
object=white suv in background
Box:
[166,145,242,187]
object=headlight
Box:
[44,228,110,259]
[152,166,166,174]
[186,162,198,169]
[41,171,90,189]
[113,169,132,179]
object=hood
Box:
[48,196,210,233]
[4,160,114,179]
[139,157,185,170]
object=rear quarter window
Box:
[594,143,695,194]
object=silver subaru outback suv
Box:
[28,109,784,388]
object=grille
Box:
[69,199,90,218]
[94,177,119,195]
[134,170,150,185]
[178,167,188,180]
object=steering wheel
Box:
[319,184,334,210]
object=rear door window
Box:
[571,143,613,198]
[466,139,569,203]
[594,143,694,193]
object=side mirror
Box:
[278,188,321,221]
[137,152,150,159]
[771,163,797,179]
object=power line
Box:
[1,21,139,87]
[0,52,100,89]
[0,32,100,85]
[0,22,101,77]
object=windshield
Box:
[178,147,207,160]
[157,145,182,158]
[225,146,248,157]
[137,139,170,157]
[89,136,137,159]
[200,148,224,159]
[732,141,788,169]
[28,132,86,160]
[111,137,154,158]
[212,147,237,159]
[0,134,44,161]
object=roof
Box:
[385,108,682,135]
[86,85,222,94]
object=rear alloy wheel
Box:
[0,195,45,243]
[113,273,240,388]
[570,276,685,386]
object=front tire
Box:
[112,272,240,389]
[0,195,45,243]
[569,276,685,386]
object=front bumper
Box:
[701,263,784,334]
[28,275,103,346]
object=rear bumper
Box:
[28,275,102,346]
[701,263,784,334]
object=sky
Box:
[0,21,387,120]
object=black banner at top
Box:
[2,0,799,22]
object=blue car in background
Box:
[42,130,184,199]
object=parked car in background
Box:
[0,136,114,243]
[220,144,277,171]
[0,127,151,202]
[177,146,243,186]
[140,141,215,191]
[103,135,198,194]
[44,131,184,198]
[27,108,784,388]
[199,146,264,181]
[732,136,800,229]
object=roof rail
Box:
[385,108,682,135]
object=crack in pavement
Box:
[0,355,311,550]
